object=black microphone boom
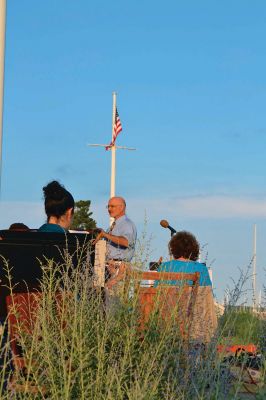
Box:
[168,225,177,235]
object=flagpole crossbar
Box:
[115,146,136,150]
[87,144,109,147]
[88,143,136,151]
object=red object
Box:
[217,344,257,355]
[6,292,70,369]
[6,292,42,368]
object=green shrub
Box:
[219,309,265,345]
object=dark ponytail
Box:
[43,180,74,219]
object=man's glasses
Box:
[106,204,119,209]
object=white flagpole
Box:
[87,92,136,227]
[0,0,6,195]
[110,92,116,199]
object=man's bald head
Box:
[108,196,126,219]
[111,196,126,207]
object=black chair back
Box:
[0,230,95,319]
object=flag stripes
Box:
[106,107,123,150]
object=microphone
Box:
[160,220,177,235]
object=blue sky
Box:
[1,0,266,301]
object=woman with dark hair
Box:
[157,231,211,286]
[9,223,30,231]
[39,180,75,233]
[168,231,199,261]
[156,231,217,343]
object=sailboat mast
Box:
[0,0,6,194]
[252,223,257,310]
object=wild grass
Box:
[0,244,265,399]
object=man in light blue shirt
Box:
[96,196,137,262]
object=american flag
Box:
[113,108,122,142]
[106,108,122,149]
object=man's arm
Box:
[93,229,129,247]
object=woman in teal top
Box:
[156,231,212,287]
[155,231,217,343]
[39,180,74,233]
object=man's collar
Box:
[115,214,126,222]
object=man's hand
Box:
[92,227,129,248]
[92,229,106,245]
